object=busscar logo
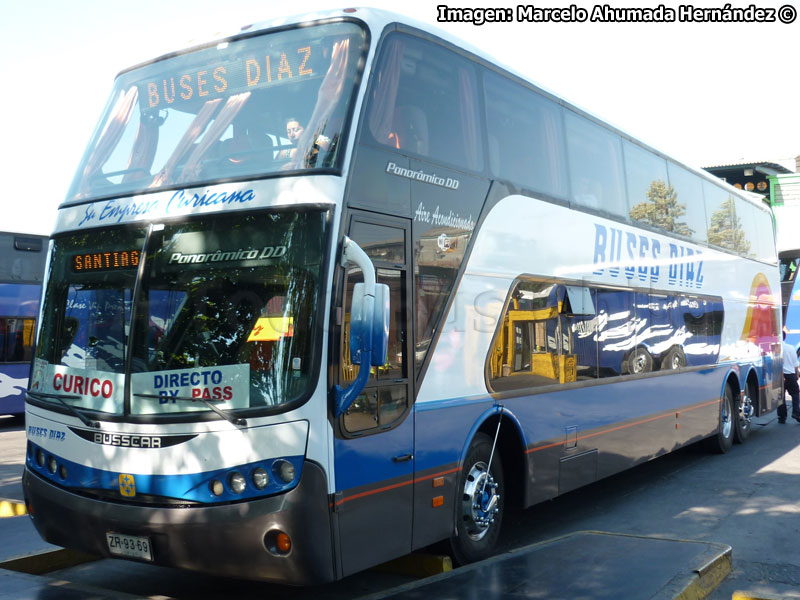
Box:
[69,427,197,449]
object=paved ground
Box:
[4,412,800,598]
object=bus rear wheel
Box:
[706,385,734,454]
[627,348,653,375]
[734,383,755,444]
[449,432,504,566]
[661,347,685,370]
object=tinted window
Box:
[735,199,775,262]
[781,255,800,282]
[755,207,777,263]
[624,142,686,234]
[366,33,483,172]
[565,112,627,218]
[667,162,707,244]
[596,288,636,377]
[733,198,758,258]
[483,72,567,197]
[703,182,742,252]
[488,281,566,391]
[66,22,367,202]
[0,318,36,362]
[486,278,723,393]
[0,234,47,284]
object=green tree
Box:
[629,180,692,236]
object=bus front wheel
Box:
[449,432,504,566]
[706,385,735,454]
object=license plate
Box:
[106,532,153,561]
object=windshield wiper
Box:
[133,393,247,427]
[26,390,101,429]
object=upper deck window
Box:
[365,33,483,173]
[483,71,567,198]
[65,22,367,203]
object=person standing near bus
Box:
[779,329,800,424]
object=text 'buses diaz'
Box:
[23,8,781,584]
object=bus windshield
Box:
[65,21,366,203]
[31,210,326,418]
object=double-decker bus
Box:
[0,232,47,416]
[23,8,781,585]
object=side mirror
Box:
[350,282,390,367]
[333,237,391,418]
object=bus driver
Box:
[277,117,331,162]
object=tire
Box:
[734,382,755,444]
[449,432,504,566]
[661,347,686,371]
[627,347,653,375]
[705,385,735,454]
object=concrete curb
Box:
[732,591,800,600]
[668,543,733,599]
[0,548,100,575]
[577,531,733,600]
[359,531,733,600]
[374,553,453,578]
[0,499,27,517]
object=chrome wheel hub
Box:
[740,394,753,422]
[462,462,500,541]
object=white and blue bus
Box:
[24,8,781,585]
[0,232,47,416]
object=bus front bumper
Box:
[22,460,335,585]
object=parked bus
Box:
[773,183,800,350]
[23,8,781,585]
[0,232,47,416]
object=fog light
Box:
[229,472,246,494]
[252,467,269,490]
[264,529,292,556]
[36,449,45,467]
[275,460,296,483]
[210,479,224,497]
[277,532,292,553]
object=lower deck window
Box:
[487,279,724,393]
[0,317,36,362]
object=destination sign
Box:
[72,250,141,273]
[143,43,322,111]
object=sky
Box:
[2,0,798,235]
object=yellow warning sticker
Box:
[247,317,294,342]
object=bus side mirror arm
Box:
[333,237,390,418]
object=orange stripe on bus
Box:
[335,466,460,506]
[337,399,720,503]
[526,399,719,455]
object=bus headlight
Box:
[274,460,296,484]
[36,449,45,468]
[210,479,224,497]
[252,467,269,490]
[229,472,246,494]
[47,456,57,474]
